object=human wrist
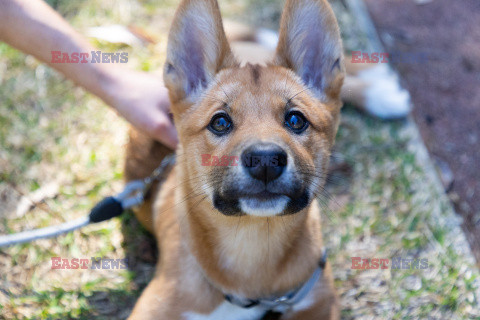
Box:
[94,65,127,108]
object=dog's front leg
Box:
[131,284,266,320]
[130,271,257,320]
[128,275,177,320]
[282,303,339,320]
[183,301,266,320]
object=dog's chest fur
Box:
[183,302,266,320]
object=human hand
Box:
[103,69,178,149]
[0,0,178,148]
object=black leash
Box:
[0,155,175,247]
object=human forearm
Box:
[0,0,178,148]
[0,0,118,102]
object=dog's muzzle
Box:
[212,143,311,217]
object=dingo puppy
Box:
[125,0,344,318]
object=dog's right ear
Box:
[163,0,237,108]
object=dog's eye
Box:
[285,111,309,133]
[208,113,233,135]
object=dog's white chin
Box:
[239,196,289,217]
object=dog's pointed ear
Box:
[163,0,237,105]
[275,0,345,102]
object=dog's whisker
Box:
[287,85,315,103]
[233,215,243,247]
[178,194,210,224]
[280,216,288,234]
[201,91,228,106]
[298,171,349,187]
[314,196,335,223]
[267,218,271,266]
[156,181,217,219]
[216,80,232,102]
[156,190,206,218]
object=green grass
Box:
[324,107,480,319]
[0,0,479,319]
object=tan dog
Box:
[125,0,344,318]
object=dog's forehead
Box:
[212,64,306,111]
[217,64,302,95]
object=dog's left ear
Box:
[164,0,237,107]
[275,0,345,103]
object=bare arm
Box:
[0,0,178,148]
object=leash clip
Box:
[114,180,146,210]
[116,154,176,210]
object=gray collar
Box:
[224,249,327,314]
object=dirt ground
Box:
[364,0,480,263]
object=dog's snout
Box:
[241,144,288,183]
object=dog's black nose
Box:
[241,144,288,183]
